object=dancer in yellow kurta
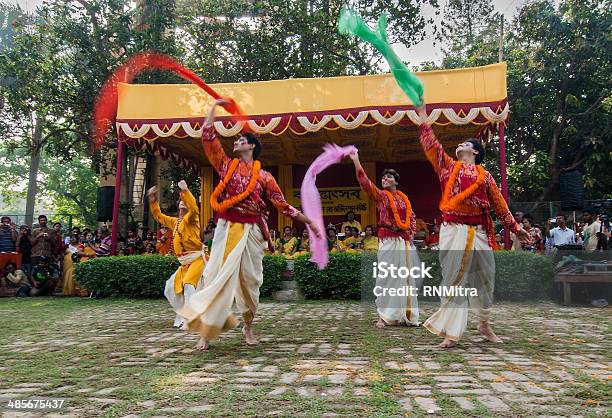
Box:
[148,180,206,329]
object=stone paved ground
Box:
[0,298,610,417]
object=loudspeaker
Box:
[97,186,115,222]
[559,170,584,211]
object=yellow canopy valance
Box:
[115,63,508,168]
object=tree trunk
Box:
[25,117,43,226]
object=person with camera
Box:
[31,215,54,269]
[548,215,575,248]
[29,256,60,296]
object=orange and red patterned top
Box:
[355,166,416,241]
[201,127,300,221]
[419,123,520,246]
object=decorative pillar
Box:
[499,124,511,249]
[277,164,293,232]
[362,162,377,228]
[200,167,213,236]
[111,141,124,255]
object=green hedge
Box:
[293,250,553,301]
[260,255,286,297]
[74,254,285,298]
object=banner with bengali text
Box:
[289,187,369,215]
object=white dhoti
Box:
[164,250,203,328]
[376,237,421,326]
[178,218,266,341]
[423,223,495,341]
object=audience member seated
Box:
[143,230,157,250]
[360,225,379,251]
[29,256,60,296]
[2,262,30,297]
[156,226,173,255]
[275,226,298,258]
[143,242,156,255]
[341,210,362,233]
[327,227,341,253]
[339,227,361,253]
[125,229,142,255]
[292,229,311,257]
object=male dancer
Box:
[181,98,320,350]
[416,102,530,348]
[148,180,206,329]
[349,151,421,327]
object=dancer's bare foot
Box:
[478,322,503,343]
[242,324,259,346]
[375,318,387,329]
[438,338,457,349]
[195,338,210,350]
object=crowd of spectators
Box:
[0,214,186,298]
[509,209,611,252]
[268,208,612,260]
[2,208,609,295]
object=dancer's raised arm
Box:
[148,186,177,230]
[177,180,199,226]
[349,150,382,201]
[416,102,454,176]
[201,99,231,173]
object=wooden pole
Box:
[499,15,510,249]
[498,14,504,62]
[111,141,124,255]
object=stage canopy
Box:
[116,63,509,171]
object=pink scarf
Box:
[301,144,357,269]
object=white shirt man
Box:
[549,225,576,247]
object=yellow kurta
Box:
[150,189,204,294]
[339,236,360,252]
[292,238,310,257]
[275,237,298,257]
[361,236,379,251]
[341,220,362,233]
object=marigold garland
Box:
[439,162,486,213]
[384,190,412,231]
[210,159,261,212]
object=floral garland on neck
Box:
[211,158,261,213]
[439,162,486,213]
[384,190,412,231]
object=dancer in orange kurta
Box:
[415,102,530,348]
[179,99,321,350]
[148,180,206,329]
